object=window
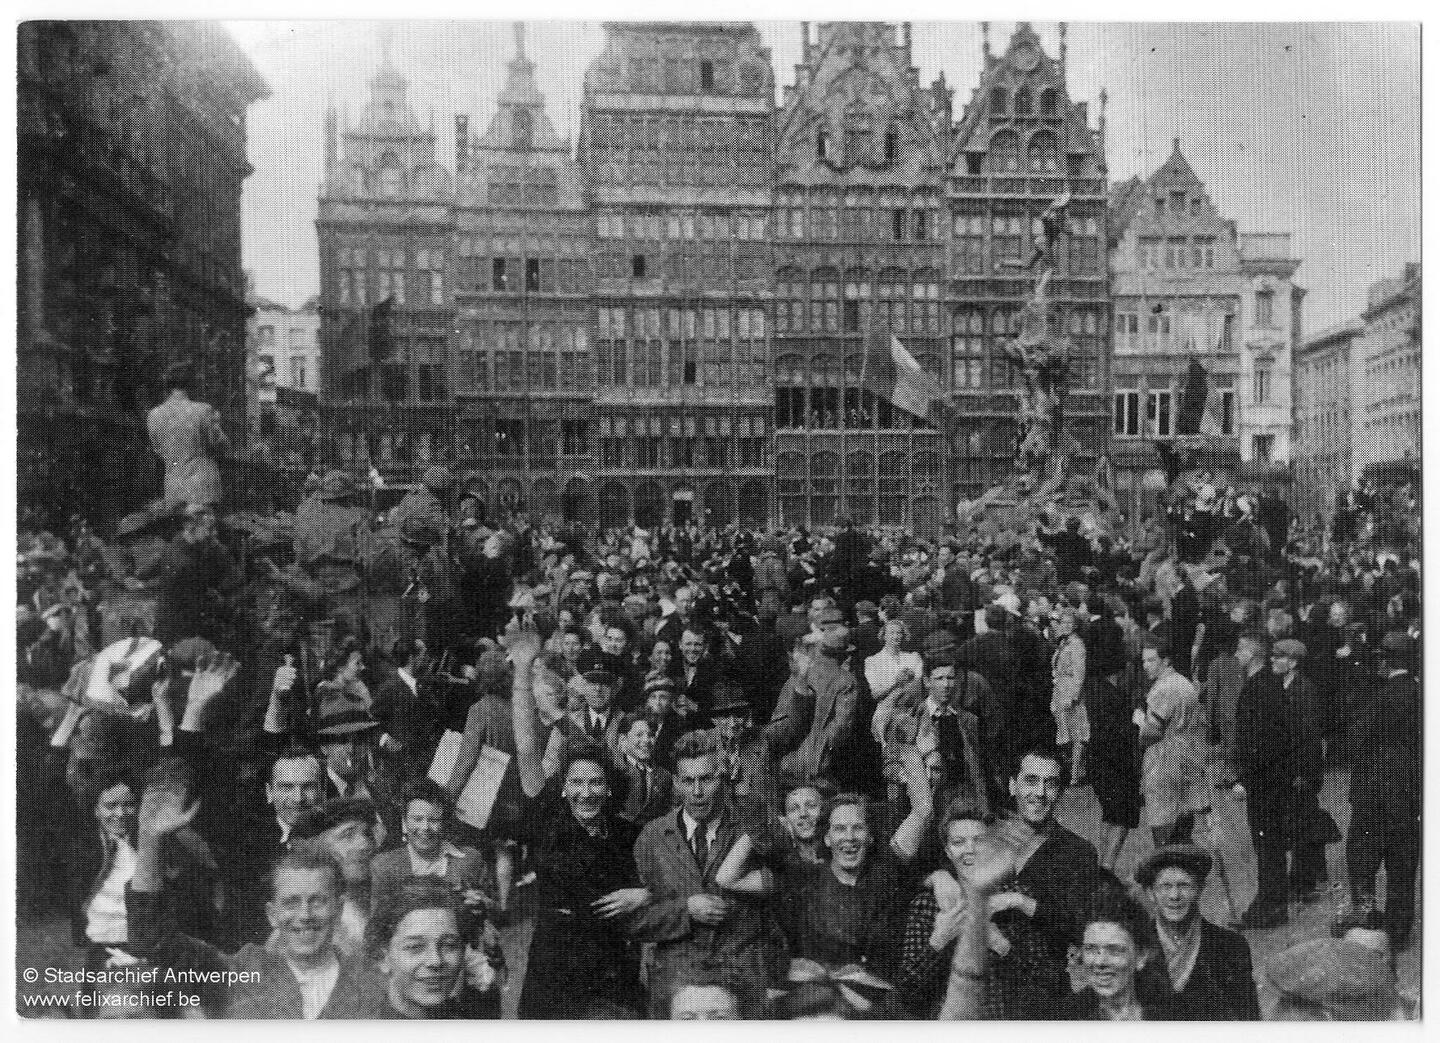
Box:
[884,129,898,165]
[700,60,714,90]
[1218,387,1235,435]
[632,254,647,279]
[429,271,444,305]
[1014,88,1033,116]
[1253,433,1274,464]
[1170,191,1186,212]
[1027,131,1058,174]
[1040,88,1058,117]
[289,357,307,389]
[1255,290,1274,328]
[965,153,982,176]
[1253,365,1271,403]
[990,88,1008,114]
[892,209,906,241]
[1147,388,1173,436]
[258,325,275,347]
[492,259,508,291]
[1115,312,1139,351]
[990,131,1020,174]
[1114,390,1141,436]
[526,259,541,292]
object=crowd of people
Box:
[16,465,1421,1020]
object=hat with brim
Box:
[1136,843,1213,888]
[314,695,379,737]
[710,684,752,718]
[290,798,378,841]
[993,592,1023,618]
[580,667,619,689]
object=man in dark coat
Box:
[1135,845,1260,1019]
[1346,631,1421,948]
[988,747,1121,1018]
[1233,634,1323,928]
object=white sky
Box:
[224,20,1420,334]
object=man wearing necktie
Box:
[546,667,624,766]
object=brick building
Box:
[18,21,268,524]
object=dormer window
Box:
[513,108,533,149]
[1014,88,1033,116]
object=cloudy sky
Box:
[224,20,1420,333]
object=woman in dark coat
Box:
[515,749,649,1018]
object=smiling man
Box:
[987,747,1120,1019]
[1134,844,1259,1019]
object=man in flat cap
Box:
[1345,630,1421,949]
[1234,633,1324,928]
[1135,844,1259,1019]
[544,667,624,773]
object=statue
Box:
[1000,201,1073,477]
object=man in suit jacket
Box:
[1135,844,1260,1019]
[630,731,786,1017]
[544,667,625,775]
[779,612,860,785]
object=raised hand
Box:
[138,781,200,840]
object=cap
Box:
[1135,844,1213,888]
[853,600,879,618]
[290,798,377,841]
[643,673,677,697]
[993,592,1023,618]
[1273,638,1308,660]
[580,667,619,689]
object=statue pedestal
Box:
[956,467,1123,545]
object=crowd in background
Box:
[16,465,1421,1019]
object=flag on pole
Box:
[1176,360,1209,435]
[888,335,946,420]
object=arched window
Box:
[990,87,1008,114]
[1014,88,1033,116]
[379,152,402,197]
[512,108,533,149]
[989,130,1020,174]
[1027,130,1058,174]
[1040,88,1058,117]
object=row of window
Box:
[256,353,311,390]
[988,86,1062,118]
[1114,308,1236,353]
[587,113,768,151]
[773,298,944,336]
[597,307,768,340]
[587,159,770,188]
[776,207,943,243]
[1112,387,1238,438]
[336,269,446,306]
[593,249,768,285]
[454,350,590,393]
[454,256,590,295]
[774,388,931,431]
[978,129,1066,175]
[597,436,768,470]
[596,211,769,242]
[1137,237,1219,271]
[594,339,766,390]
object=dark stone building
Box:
[317,22,1114,537]
[945,22,1111,501]
[18,21,268,524]
[772,22,951,532]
